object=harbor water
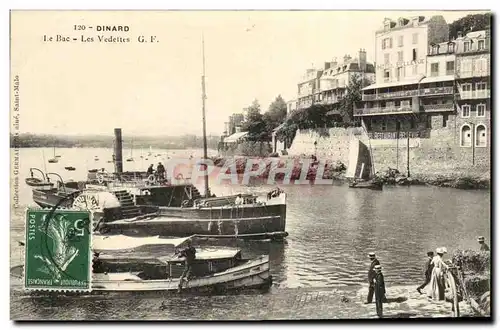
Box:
[10,148,490,319]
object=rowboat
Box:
[91,235,272,293]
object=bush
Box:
[452,249,490,304]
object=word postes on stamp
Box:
[24,208,92,291]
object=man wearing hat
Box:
[478,236,489,251]
[373,265,386,318]
[417,251,434,294]
[365,252,380,304]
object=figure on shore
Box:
[365,252,380,304]
[427,247,448,301]
[156,162,166,180]
[177,238,196,293]
[146,164,154,176]
[373,265,386,318]
[417,251,434,294]
[478,236,490,251]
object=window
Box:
[412,48,417,61]
[461,59,473,75]
[461,125,472,147]
[478,40,485,50]
[446,61,455,75]
[447,43,455,53]
[395,100,401,107]
[410,117,416,129]
[443,114,449,127]
[412,33,418,44]
[382,38,392,49]
[475,58,488,75]
[381,120,387,131]
[431,63,439,77]
[464,42,471,52]
[398,35,404,47]
[397,67,404,80]
[384,53,390,65]
[380,101,387,108]
[397,51,403,62]
[383,69,390,82]
[476,125,487,147]
[462,83,472,92]
[477,104,486,117]
[461,104,471,118]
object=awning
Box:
[362,75,425,90]
[223,131,249,143]
[419,75,455,84]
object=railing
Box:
[457,89,491,100]
[367,130,430,139]
[457,70,490,78]
[354,106,414,116]
[421,103,455,112]
[419,86,454,96]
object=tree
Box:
[339,74,371,125]
[241,99,269,141]
[263,95,288,134]
[448,13,492,40]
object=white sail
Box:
[346,139,360,179]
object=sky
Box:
[11,10,488,137]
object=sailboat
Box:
[126,139,134,162]
[148,146,153,157]
[346,139,382,190]
[48,145,58,163]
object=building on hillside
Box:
[223,113,245,137]
[286,99,297,114]
[297,68,323,110]
[454,29,491,152]
[319,50,376,106]
[355,15,451,137]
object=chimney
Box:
[457,31,463,38]
[343,54,351,63]
[331,57,338,68]
[358,48,367,71]
[114,128,123,174]
[235,126,242,133]
[324,62,331,70]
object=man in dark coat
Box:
[478,236,490,251]
[177,238,196,293]
[417,251,434,294]
[374,265,386,318]
[366,252,380,304]
[146,164,154,175]
[156,162,166,180]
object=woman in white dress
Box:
[427,247,449,301]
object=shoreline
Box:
[211,156,490,190]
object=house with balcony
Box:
[297,68,323,110]
[355,15,451,139]
[319,49,375,113]
[454,29,491,149]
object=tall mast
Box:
[201,34,210,197]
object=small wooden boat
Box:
[25,177,54,190]
[64,166,76,171]
[48,145,59,163]
[346,139,382,191]
[91,235,272,293]
[94,156,100,161]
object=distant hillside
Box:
[10,133,221,150]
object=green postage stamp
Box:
[24,209,92,291]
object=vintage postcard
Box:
[10,10,491,321]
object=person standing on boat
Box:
[177,238,196,293]
[373,265,386,318]
[427,247,448,301]
[147,164,154,176]
[417,251,434,294]
[478,236,490,251]
[234,194,244,206]
[365,252,380,304]
[156,162,166,180]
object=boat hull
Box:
[92,255,271,293]
[100,213,288,239]
[348,181,383,190]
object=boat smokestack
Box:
[114,128,123,174]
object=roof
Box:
[223,131,249,143]
[419,75,455,84]
[93,235,192,251]
[363,75,425,90]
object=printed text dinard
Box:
[41,25,157,44]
